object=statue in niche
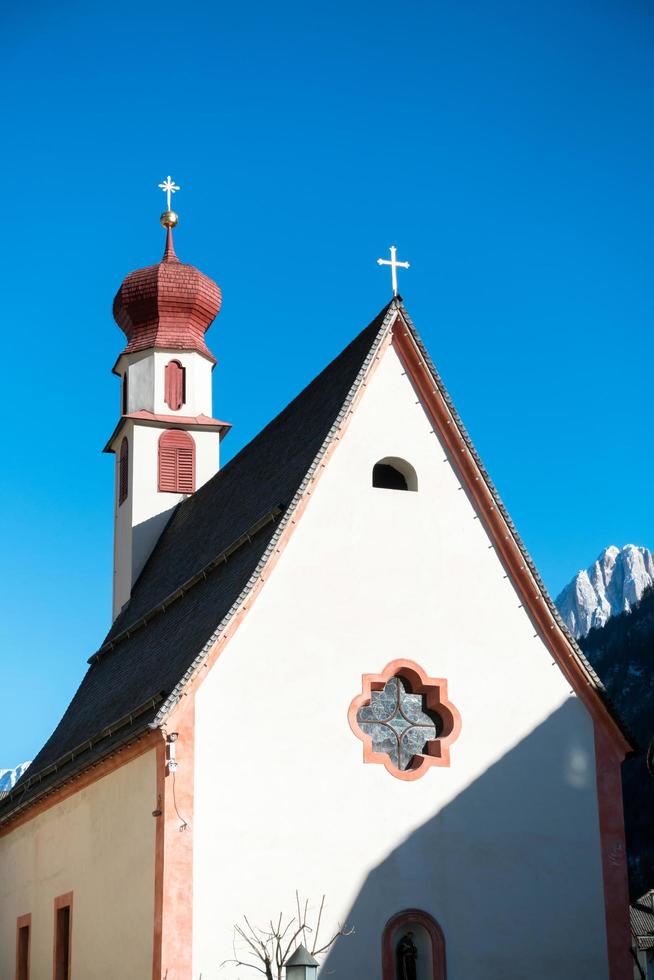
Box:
[396,931,418,980]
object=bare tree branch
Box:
[224,895,352,979]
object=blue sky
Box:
[1,0,653,764]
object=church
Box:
[0,185,633,980]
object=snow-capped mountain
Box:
[556,544,654,639]
[0,762,30,793]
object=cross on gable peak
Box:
[377,245,410,297]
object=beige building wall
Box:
[0,747,157,980]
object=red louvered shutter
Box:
[158,430,195,493]
[119,437,129,504]
[164,360,186,411]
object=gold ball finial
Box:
[160,210,179,228]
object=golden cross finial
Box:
[158,175,180,229]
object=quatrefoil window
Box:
[356,676,442,771]
[348,660,462,780]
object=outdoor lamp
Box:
[285,944,318,980]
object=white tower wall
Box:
[110,347,222,621]
[118,348,215,418]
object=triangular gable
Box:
[0,297,630,829]
[158,301,630,756]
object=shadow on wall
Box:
[131,506,179,586]
[321,700,612,980]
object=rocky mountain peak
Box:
[556,544,654,639]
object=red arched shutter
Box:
[158,430,195,493]
[119,437,129,504]
[164,360,186,411]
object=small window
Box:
[16,914,30,980]
[119,437,129,505]
[372,457,418,492]
[53,894,72,980]
[121,372,128,415]
[164,360,186,411]
[159,430,195,494]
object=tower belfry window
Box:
[158,430,195,493]
[165,360,186,411]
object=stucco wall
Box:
[0,748,157,980]
[124,350,155,414]
[120,348,213,418]
[112,346,219,617]
[193,343,609,979]
[112,421,221,617]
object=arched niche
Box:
[382,909,446,980]
[372,457,418,492]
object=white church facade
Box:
[0,198,633,979]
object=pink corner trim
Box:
[594,723,632,980]
[348,659,462,781]
[125,411,228,426]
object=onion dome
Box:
[113,225,221,363]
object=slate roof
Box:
[0,300,394,824]
[0,295,631,826]
[631,891,654,949]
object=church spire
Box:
[162,225,177,261]
[106,177,229,621]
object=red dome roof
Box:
[113,228,221,363]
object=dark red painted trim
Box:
[164,360,185,411]
[382,909,446,980]
[158,429,195,494]
[118,437,129,505]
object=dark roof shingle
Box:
[0,301,393,822]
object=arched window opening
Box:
[121,372,128,415]
[372,457,418,492]
[158,430,195,494]
[118,437,129,505]
[382,909,446,980]
[165,360,186,411]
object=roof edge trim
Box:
[93,506,284,662]
[3,692,166,805]
[391,308,632,754]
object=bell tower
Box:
[105,179,230,621]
